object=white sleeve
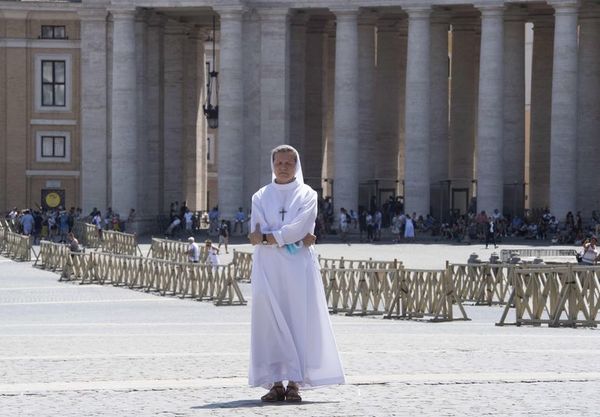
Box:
[271,193,317,246]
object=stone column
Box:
[322,24,336,197]
[528,16,553,211]
[332,8,359,214]
[258,8,290,186]
[357,11,377,186]
[242,10,262,204]
[576,7,600,215]
[79,8,109,213]
[110,8,138,215]
[503,9,525,216]
[304,18,328,190]
[429,13,450,218]
[475,5,504,215]
[144,13,164,215]
[449,19,478,194]
[289,12,307,156]
[215,7,244,221]
[404,6,431,216]
[549,1,579,216]
[162,21,185,210]
[183,28,207,212]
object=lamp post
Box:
[203,15,219,129]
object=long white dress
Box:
[248,177,345,389]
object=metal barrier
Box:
[497,264,600,327]
[500,248,578,262]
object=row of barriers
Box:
[72,221,141,256]
[0,226,32,262]
[36,241,246,306]
[497,264,600,327]
[11,236,600,326]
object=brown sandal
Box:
[285,384,302,402]
[261,384,286,402]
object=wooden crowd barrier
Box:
[148,237,208,263]
[1,231,32,261]
[500,248,578,262]
[497,264,600,327]
[36,240,70,271]
[231,250,253,281]
[0,218,18,233]
[56,250,246,306]
[447,263,513,305]
[385,268,469,322]
[318,256,401,271]
[101,230,142,256]
[78,222,101,249]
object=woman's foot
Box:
[285,382,302,402]
[260,383,285,402]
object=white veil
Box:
[270,145,304,185]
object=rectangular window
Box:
[41,60,66,107]
[41,136,66,158]
[41,25,67,39]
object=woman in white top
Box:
[581,236,599,265]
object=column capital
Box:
[257,7,290,22]
[189,26,210,41]
[474,4,505,17]
[109,8,136,21]
[214,6,245,21]
[403,6,432,19]
[330,7,359,19]
[548,0,580,12]
[78,8,108,22]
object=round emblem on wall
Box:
[45,191,61,208]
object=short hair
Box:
[271,145,297,162]
[205,239,212,245]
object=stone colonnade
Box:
[80,1,600,225]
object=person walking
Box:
[247,145,345,403]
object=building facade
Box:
[0,0,599,229]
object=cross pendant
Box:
[279,208,287,221]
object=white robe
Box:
[248,178,345,389]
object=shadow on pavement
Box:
[193,399,338,409]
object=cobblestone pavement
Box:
[1,243,599,416]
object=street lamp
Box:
[203,15,219,129]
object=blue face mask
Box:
[284,243,300,255]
